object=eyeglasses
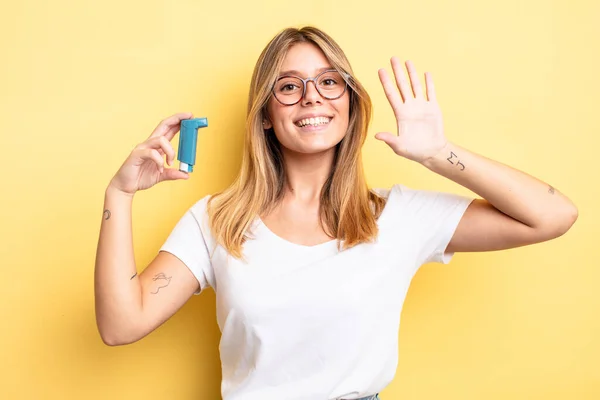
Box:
[272,69,349,106]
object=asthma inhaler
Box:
[178,118,208,173]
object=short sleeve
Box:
[391,184,474,265]
[159,196,215,295]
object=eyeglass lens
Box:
[274,71,346,105]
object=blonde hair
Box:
[207,26,386,259]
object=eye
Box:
[281,83,299,92]
[322,78,337,86]
[276,77,302,93]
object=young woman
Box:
[95,26,578,400]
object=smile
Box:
[295,116,332,127]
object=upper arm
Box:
[132,251,201,342]
[445,199,570,253]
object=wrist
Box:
[421,141,451,170]
[106,182,135,200]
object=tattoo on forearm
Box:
[130,272,137,280]
[103,209,111,220]
[446,152,457,164]
[150,272,172,294]
[446,152,466,171]
[548,186,555,195]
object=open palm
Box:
[375,57,448,164]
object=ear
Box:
[261,107,273,129]
[262,119,273,129]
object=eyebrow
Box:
[278,66,333,77]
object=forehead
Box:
[279,42,332,77]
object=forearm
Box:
[94,185,143,344]
[422,141,578,231]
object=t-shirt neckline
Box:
[255,217,339,251]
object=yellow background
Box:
[1,0,598,398]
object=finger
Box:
[153,122,184,155]
[141,148,165,173]
[374,131,396,145]
[425,71,437,102]
[149,112,193,139]
[163,122,183,142]
[405,60,424,100]
[154,136,176,166]
[159,168,190,182]
[390,57,411,102]
[374,132,401,154]
[139,135,176,165]
[378,68,404,116]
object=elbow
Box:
[99,330,141,347]
[100,333,124,347]
[540,204,578,239]
[95,307,146,346]
[557,203,578,236]
[97,322,142,347]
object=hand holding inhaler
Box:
[108,113,208,196]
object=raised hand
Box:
[375,57,448,164]
[108,112,193,196]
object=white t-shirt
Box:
[159,184,473,400]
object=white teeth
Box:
[297,117,331,127]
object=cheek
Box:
[268,104,293,129]
[266,100,277,124]
[335,97,351,127]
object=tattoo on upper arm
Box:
[103,209,111,220]
[130,272,137,280]
[446,152,466,171]
[150,272,172,294]
[548,186,555,195]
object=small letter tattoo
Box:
[446,152,458,164]
[103,209,111,220]
[548,186,555,195]
[150,272,172,294]
[446,152,466,171]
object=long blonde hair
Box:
[207,26,386,259]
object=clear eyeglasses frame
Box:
[271,69,351,106]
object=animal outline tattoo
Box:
[150,272,172,294]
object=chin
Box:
[289,135,343,155]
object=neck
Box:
[281,147,336,203]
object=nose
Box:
[301,80,323,106]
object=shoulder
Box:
[181,195,215,236]
[370,184,413,203]
[372,184,472,218]
[188,194,211,212]
[373,183,465,202]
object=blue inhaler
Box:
[178,118,208,173]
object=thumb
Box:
[159,168,190,182]
[374,132,397,147]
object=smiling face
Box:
[264,42,351,156]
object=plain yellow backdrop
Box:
[1,0,598,398]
